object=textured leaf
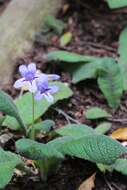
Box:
[4,82,72,130]
[45,50,96,63]
[113,159,127,175]
[0,148,22,189]
[16,138,64,181]
[55,124,96,138]
[97,58,123,108]
[78,173,96,190]
[85,107,110,120]
[111,128,127,141]
[33,120,55,133]
[95,122,112,134]
[53,134,127,165]
[106,0,127,9]
[0,90,25,132]
[118,26,127,90]
[16,138,64,160]
[60,32,72,46]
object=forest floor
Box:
[1,0,127,189]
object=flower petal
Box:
[47,74,60,80]
[14,78,25,88]
[28,63,36,74]
[28,80,37,93]
[48,85,59,94]
[36,75,49,91]
[19,65,28,77]
[34,91,43,101]
[44,93,54,103]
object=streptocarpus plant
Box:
[0,62,73,188]
[1,62,127,188]
[14,63,60,139]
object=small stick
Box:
[104,176,114,190]
[54,107,80,124]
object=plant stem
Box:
[32,93,35,128]
[29,93,35,139]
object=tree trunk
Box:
[0,0,62,88]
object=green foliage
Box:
[44,15,65,35]
[113,159,127,175]
[4,82,72,130]
[0,115,5,125]
[16,138,64,181]
[45,51,124,108]
[16,138,63,160]
[28,119,55,138]
[0,90,26,133]
[97,58,123,108]
[0,148,22,189]
[106,0,127,9]
[85,107,110,120]
[95,122,112,134]
[72,62,100,83]
[118,26,127,90]
[55,124,96,138]
[45,50,96,63]
[32,119,54,133]
[54,134,127,165]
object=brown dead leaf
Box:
[111,128,127,141]
[78,173,96,190]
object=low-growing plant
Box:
[0,63,72,188]
[1,63,127,189]
[44,25,127,109]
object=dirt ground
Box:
[1,0,127,189]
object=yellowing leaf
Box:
[78,173,96,190]
[60,32,72,46]
[111,128,127,140]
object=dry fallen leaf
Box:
[111,128,127,141]
[78,173,96,190]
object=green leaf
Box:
[95,122,112,134]
[118,26,127,90]
[33,120,55,133]
[60,32,72,46]
[113,159,127,175]
[4,82,73,130]
[85,107,110,120]
[97,58,123,108]
[106,0,127,9]
[0,148,22,189]
[16,138,64,160]
[72,62,98,83]
[55,134,127,165]
[55,124,96,138]
[44,15,65,35]
[45,50,96,63]
[16,138,64,181]
[0,116,5,125]
[0,90,26,132]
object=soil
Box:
[1,0,127,189]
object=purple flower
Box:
[35,75,59,102]
[14,63,39,93]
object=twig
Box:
[108,118,127,124]
[54,107,80,124]
[111,182,121,190]
[104,176,114,190]
[81,41,117,53]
